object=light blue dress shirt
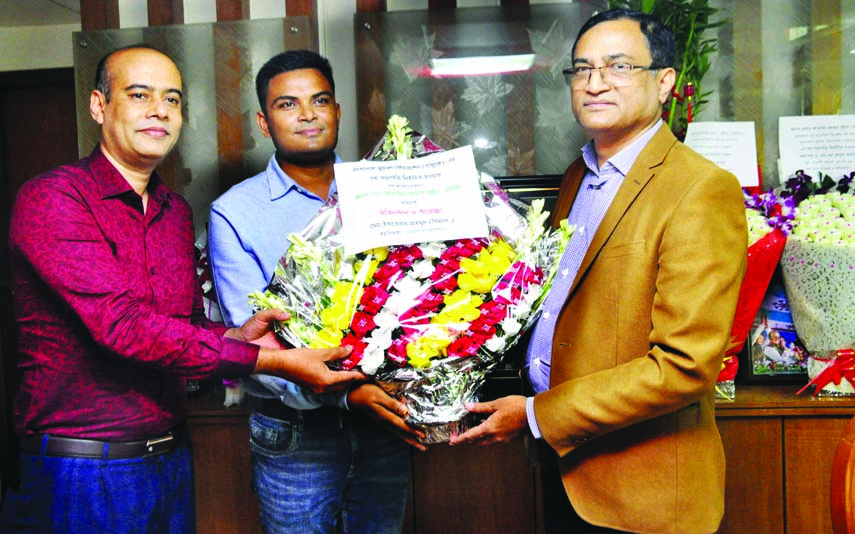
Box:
[208,153,345,409]
[525,121,664,439]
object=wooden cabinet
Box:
[187,392,263,534]
[187,385,855,534]
[186,388,541,534]
[715,386,855,534]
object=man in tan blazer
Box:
[450,9,747,534]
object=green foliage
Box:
[608,0,725,139]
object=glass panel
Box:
[682,0,855,188]
[73,18,313,235]
[355,2,607,177]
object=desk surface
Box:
[715,384,855,417]
[188,383,855,420]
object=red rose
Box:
[417,290,445,311]
[467,317,497,343]
[350,311,377,338]
[388,338,409,366]
[339,333,367,369]
[389,244,423,268]
[373,261,402,284]
[446,335,482,358]
[480,300,508,323]
[360,285,390,315]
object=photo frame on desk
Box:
[736,280,809,386]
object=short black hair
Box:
[255,49,335,112]
[572,8,676,69]
[94,44,174,102]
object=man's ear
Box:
[657,68,677,105]
[256,110,271,138]
[90,90,107,125]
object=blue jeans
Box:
[0,430,194,534]
[250,409,411,534]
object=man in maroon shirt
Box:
[0,45,363,534]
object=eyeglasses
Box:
[563,62,661,86]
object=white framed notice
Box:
[779,115,855,181]
[684,121,759,187]
[334,146,489,255]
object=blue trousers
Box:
[249,410,411,534]
[0,430,194,534]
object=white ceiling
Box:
[0,0,80,27]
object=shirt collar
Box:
[581,119,664,177]
[266,153,340,202]
[86,145,171,205]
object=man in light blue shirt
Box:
[208,49,422,534]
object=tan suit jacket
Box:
[534,125,747,533]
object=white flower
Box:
[386,277,427,313]
[500,317,522,337]
[373,309,400,332]
[484,336,507,352]
[513,298,533,317]
[419,242,446,259]
[359,344,386,375]
[410,258,435,279]
[366,327,394,351]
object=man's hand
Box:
[255,345,366,394]
[227,308,288,349]
[348,383,427,451]
[448,395,528,447]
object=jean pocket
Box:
[249,412,298,456]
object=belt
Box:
[18,429,179,459]
[248,395,343,424]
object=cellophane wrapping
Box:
[252,116,573,442]
[716,194,789,400]
[781,191,855,394]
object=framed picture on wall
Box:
[736,280,809,386]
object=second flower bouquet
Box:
[251,116,573,443]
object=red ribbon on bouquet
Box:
[797,349,855,396]
[718,228,787,382]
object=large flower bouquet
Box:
[776,170,855,395]
[252,116,573,442]
[716,190,790,400]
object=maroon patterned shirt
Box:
[9,147,258,441]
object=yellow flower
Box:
[458,272,496,294]
[437,290,484,322]
[320,302,351,332]
[320,281,363,331]
[458,253,495,293]
[406,331,453,367]
[366,246,389,262]
[486,239,515,276]
[310,328,343,348]
[353,258,379,284]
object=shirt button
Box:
[150,268,155,275]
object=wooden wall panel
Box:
[0,68,79,498]
[80,0,120,31]
[188,414,263,534]
[784,417,849,534]
[717,418,784,534]
[411,440,538,534]
[148,0,184,26]
[216,0,250,22]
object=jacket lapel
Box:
[564,126,678,296]
[551,158,587,225]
